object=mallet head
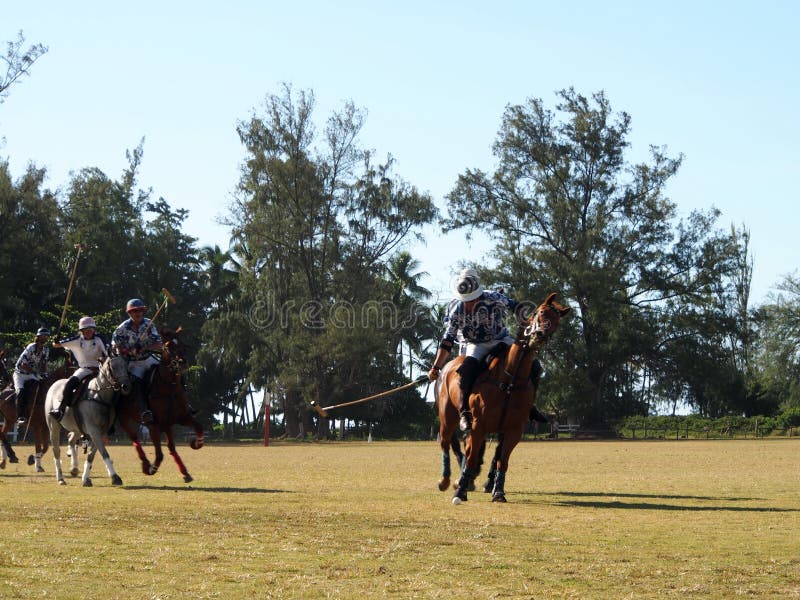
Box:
[310,401,329,418]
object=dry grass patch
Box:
[0,439,798,598]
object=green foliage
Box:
[618,411,799,438]
[223,84,438,438]
[445,89,745,425]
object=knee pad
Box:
[456,356,482,391]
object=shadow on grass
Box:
[547,499,798,512]
[552,490,763,502]
[122,485,291,494]
[500,490,797,511]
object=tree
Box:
[385,251,434,379]
[0,161,65,330]
[751,273,800,411]
[227,84,436,437]
[1,31,48,104]
[445,89,739,423]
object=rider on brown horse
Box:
[49,316,108,421]
[427,268,548,432]
[112,299,163,424]
[13,327,51,424]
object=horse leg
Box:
[453,431,485,504]
[82,444,97,487]
[33,450,44,473]
[185,417,204,450]
[438,426,453,491]
[92,434,122,486]
[166,428,192,483]
[50,422,65,485]
[119,419,155,475]
[67,433,80,477]
[148,425,164,475]
[1,433,18,465]
[483,435,503,493]
[491,430,523,503]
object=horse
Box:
[435,292,570,503]
[116,327,204,482]
[0,364,69,472]
[44,355,132,486]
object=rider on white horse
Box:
[13,327,51,424]
[50,316,108,421]
[111,298,163,424]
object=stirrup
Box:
[140,410,154,424]
[459,410,473,432]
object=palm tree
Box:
[198,244,241,315]
[385,251,433,379]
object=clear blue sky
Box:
[2,1,798,305]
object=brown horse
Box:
[0,363,70,472]
[436,292,570,503]
[116,328,204,482]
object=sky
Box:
[1,1,798,306]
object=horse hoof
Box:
[452,496,463,505]
[183,474,193,483]
[70,468,79,477]
[482,479,494,493]
[27,455,35,466]
[111,474,123,486]
[58,479,66,486]
[9,456,19,464]
[189,438,203,450]
[83,479,93,487]
[148,466,158,476]
[467,480,476,492]
[0,461,5,469]
[438,478,450,492]
[36,466,45,473]
[492,494,507,503]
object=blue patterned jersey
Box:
[14,342,50,376]
[112,318,162,358]
[442,290,517,344]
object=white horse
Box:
[45,355,131,486]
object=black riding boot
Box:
[528,359,549,423]
[456,356,482,432]
[133,378,154,425]
[51,376,80,421]
[15,383,29,424]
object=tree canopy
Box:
[1,63,796,434]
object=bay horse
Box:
[0,363,69,472]
[436,292,570,503]
[44,355,132,486]
[117,328,204,482]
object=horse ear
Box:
[557,304,572,317]
[544,292,558,306]
[176,325,183,335]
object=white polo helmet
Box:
[78,316,97,330]
[452,268,483,302]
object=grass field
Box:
[1,438,798,599]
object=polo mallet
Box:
[138,288,176,343]
[311,375,429,418]
[54,242,86,340]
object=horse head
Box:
[104,354,132,395]
[160,327,187,375]
[523,292,571,345]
